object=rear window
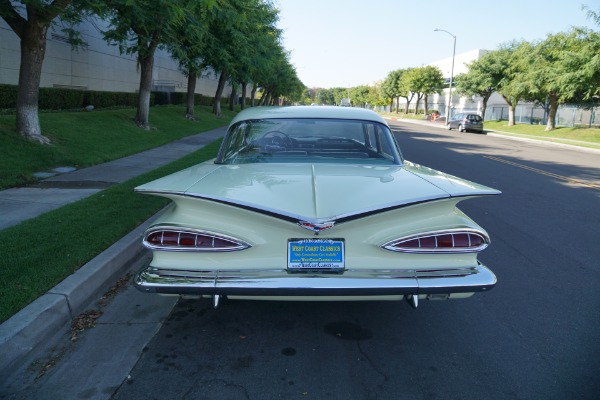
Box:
[216,118,403,165]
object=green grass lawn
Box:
[0,105,236,189]
[0,141,222,323]
[483,121,600,146]
[0,104,235,322]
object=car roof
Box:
[229,106,387,127]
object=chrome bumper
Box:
[134,263,496,297]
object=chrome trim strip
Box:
[143,224,251,252]
[135,186,499,227]
[134,263,496,296]
[135,189,460,225]
[382,228,490,254]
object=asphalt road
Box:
[5,121,600,399]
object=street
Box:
[3,121,599,400]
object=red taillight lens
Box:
[143,227,250,252]
[162,231,179,246]
[383,230,489,253]
[147,231,163,245]
[178,232,196,246]
[436,234,453,248]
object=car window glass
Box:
[217,118,401,165]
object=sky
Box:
[275,0,599,89]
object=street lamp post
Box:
[434,28,456,123]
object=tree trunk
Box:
[251,83,258,107]
[500,95,518,126]
[185,70,197,120]
[212,72,228,116]
[481,93,491,121]
[424,94,429,115]
[395,97,399,113]
[545,95,559,131]
[16,20,50,144]
[259,89,269,106]
[415,94,424,114]
[135,52,155,129]
[240,81,247,110]
[508,105,515,126]
[228,83,236,111]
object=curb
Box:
[0,212,161,377]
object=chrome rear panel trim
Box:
[134,264,496,297]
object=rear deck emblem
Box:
[298,221,335,235]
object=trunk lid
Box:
[136,162,499,222]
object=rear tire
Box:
[459,124,465,132]
[447,124,452,130]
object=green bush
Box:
[0,84,211,111]
[151,91,170,106]
[39,87,85,110]
[84,90,139,108]
[0,84,18,109]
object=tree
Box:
[234,0,281,110]
[407,66,444,115]
[167,2,211,119]
[381,70,403,112]
[350,85,371,108]
[454,51,504,121]
[1,0,88,143]
[331,87,348,106]
[492,41,530,126]
[519,28,600,130]
[197,0,291,115]
[317,88,334,105]
[194,1,242,116]
[100,0,194,128]
[397,69,415,113]
[369,81,387,108]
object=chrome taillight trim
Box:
[382,228,490,254]
[143,225,251,252]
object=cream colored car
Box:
[134,106,499,308]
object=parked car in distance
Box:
[134,106,499,309]
[447,113,484,133]
[339,98,351,107]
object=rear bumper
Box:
[134,263,496,297]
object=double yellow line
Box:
[484,156,600,190]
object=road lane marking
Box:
[484,156,600,190]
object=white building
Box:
[0,17,222,96]
[403,49,552,123]
[421,49,505,119]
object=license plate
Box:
[288,238,345,270]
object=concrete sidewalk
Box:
[0,126,227,231]
[0,126,227,379]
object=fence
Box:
[485,104,598,128]
[377,102,597,128]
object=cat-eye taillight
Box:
[143,226,250,252]
[383,229,489,253]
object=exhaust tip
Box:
[405,294,418,309]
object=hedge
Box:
[0,84,239,111]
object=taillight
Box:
[383,229,489,253]
[144,226,251,252]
